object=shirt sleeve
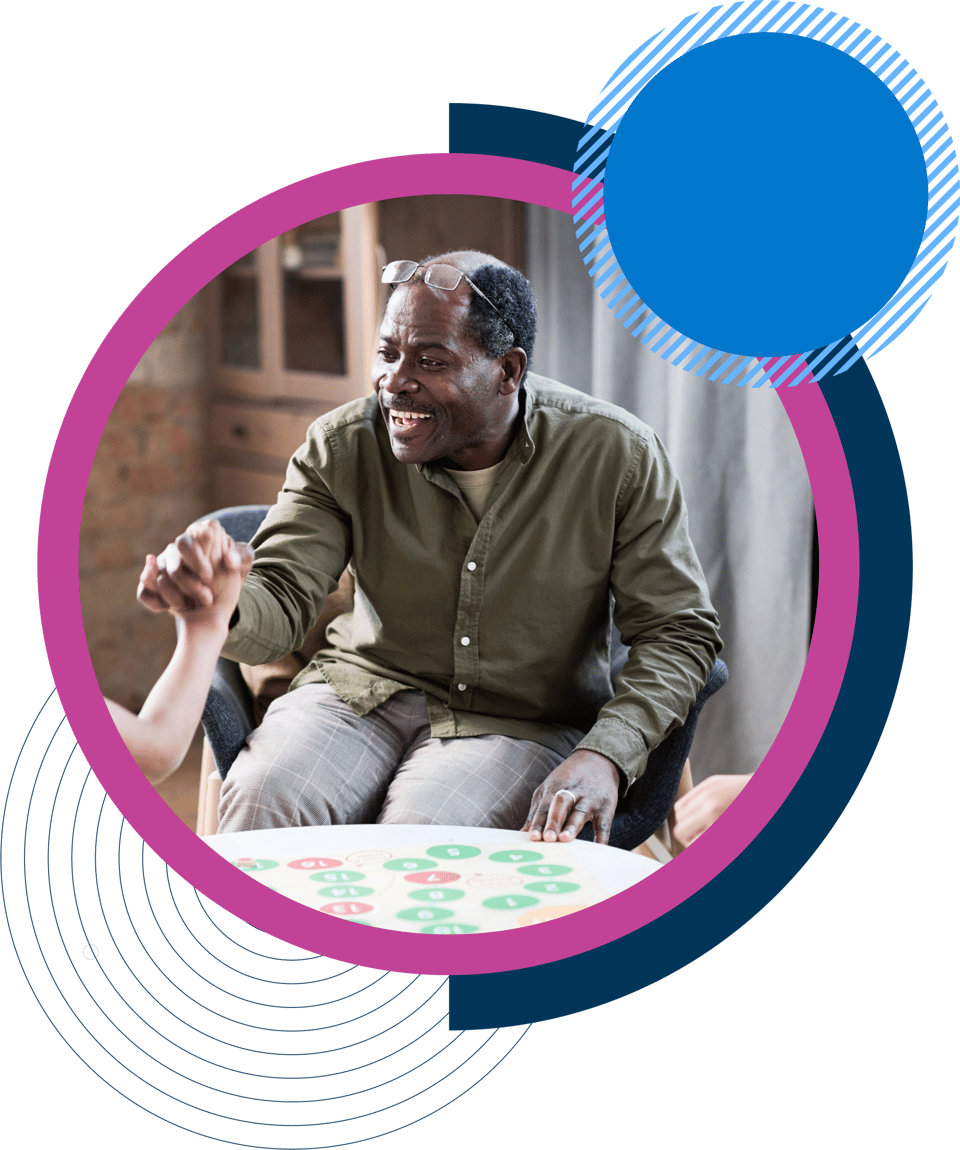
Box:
[574,432,722,788]
[221,423,352,666]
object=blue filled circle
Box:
[603,33,928,356]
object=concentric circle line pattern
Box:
[80,782,443,1076]
[185,878,353,968]
[78,805,464,1099]
[572,1,957,382]
[57,749,285,1099]
[15,864,526,1140]
[133,827,400,1012]
[2,686,57,799]
[111,878,446,1058]
[150,855,386,998]
[4,691,532,1146]
[99,868,451,1070]
[45,818,505,1131]
[20,717,184,1119]
[133,860,427,1039]
[105,786,402,1028]
[97,800,434,1053]
[58,740,315,1108]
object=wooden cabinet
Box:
[207,194,527,510]
[209,204,381,507]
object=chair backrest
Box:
[580,652,728,849]
[201,507,271,776]
[210,504,271,545]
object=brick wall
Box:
[80,295,212,709]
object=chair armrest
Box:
[201,657,256,779]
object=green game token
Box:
[396,906,455,922]
[524,880,580,894]
[323,885,374,898]
[425,844,482,860]
[233,858,279,871]
[482,894,540,911]
[311,870,365,883]
[408,887,465,903]
[382,858,438,871]
[488,850,543,863]
[420,923,480,934]
[517,864,572,877]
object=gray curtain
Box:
[526,206,813,782]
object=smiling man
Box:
[140,251,721,845]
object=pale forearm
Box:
[113,619,227,783]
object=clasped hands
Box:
[137,518,254,623]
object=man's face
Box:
[373,279,517,470]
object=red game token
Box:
[320,902,374,916]
[404,870,460,884]
[287,857,343,870]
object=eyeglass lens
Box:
[421,265,463,290]
[381,260,419,284]
[381,261,464,291]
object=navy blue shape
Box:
[444,104,911,1030]
[451,351,910,1028]
[449,104,581,171]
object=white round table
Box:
[205,824,660,935]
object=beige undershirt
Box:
[442,461,505,522]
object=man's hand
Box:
[521,750,621,846]
[136,519,253,615]
[672,773,751,848]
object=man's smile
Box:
[383,404,437,435]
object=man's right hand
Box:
[136,519,253,615]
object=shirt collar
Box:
[515,384,536,463]
[415,384,538,473]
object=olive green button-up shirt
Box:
[222,373,721,788]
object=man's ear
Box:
[499,347,527,394]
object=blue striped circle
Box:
[574,2,958,383]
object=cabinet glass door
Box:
[219,250,260,369]
[281,213,346,375]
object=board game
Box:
[229,840,615,933]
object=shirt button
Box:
[460,636,470,646]
[458,683,467,691]
[467,561,477,571]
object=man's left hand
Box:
[521,750,621,846]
